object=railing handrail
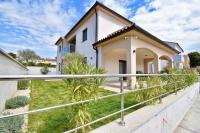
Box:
[0,74,197,133]
[0,73,189,81]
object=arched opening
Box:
[102,48,128,75]
[159,55,172,71]
[136,48,158,74]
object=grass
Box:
[28,80,142,133]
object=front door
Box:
[119,60,127,80]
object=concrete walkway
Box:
[174,95,200,133]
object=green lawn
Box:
[28,80,143,133]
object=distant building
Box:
[32,58,56,66]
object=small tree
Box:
[188,52,200,68]
[18,49,40,63]
[40,66,49,74]
[62,53,105,132]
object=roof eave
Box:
[93,24,180,54]
[0,49,28,70]
[64,1,133,39]
[55,37,63,45]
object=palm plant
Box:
[62,53,105,132]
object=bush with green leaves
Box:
[5,96,29,109]
[17,80,30,90]
[40,66,49,74]
[62,53,105,132]
[0,112,24,133]
[135,69,198,104]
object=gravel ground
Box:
[2,89,30,132]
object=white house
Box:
[55,2,184,78]
[0,48,28,112]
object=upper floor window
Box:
[82,28,87,42]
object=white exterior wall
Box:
[56,10,128,73]
[101,37,174,75]
[74,14,97,65]
[97,11,126,40]
[56,39,70,74]
[0,53,28,112]
[132,38,174,72]
[56,41,62,74]
[101,39,130,74]
[136,56,144,72]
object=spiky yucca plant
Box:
[62,53,105,132]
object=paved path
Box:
[174,95,200,133]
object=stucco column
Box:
[98,47,102,68]
[156,56,161,73]
[155,56,160,73]
[127,37,136,89]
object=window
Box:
[70,45,75,53]
[82,28,87,42]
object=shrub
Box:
[5,96,29,109]
[135,69,198,104]
[0,112,24,133]
[40,66,49,74]
[62,53,105,132]
[17,80,30,90]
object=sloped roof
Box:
[164,41,184,53]
[55,1,133,45]
[0,48,28,70]
[93,24,181,54]
[63,1,133,39]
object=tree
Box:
[18,49,40,63]
[8,52,17,59]
[188,52,200,67]
[62,53,105,132]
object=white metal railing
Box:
[0,74,198,133]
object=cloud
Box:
[0,0,78,57]
[84,0,135,18]
[131,0,200,53]
[0,0,199,58]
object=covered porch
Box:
[95,27,177,89]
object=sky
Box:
[0,0,199,58]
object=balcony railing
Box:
[0,74,199,133]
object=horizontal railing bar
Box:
[0,81,179,119]
[64,89,176,133]
[0,74,188,81]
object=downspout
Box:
[93,8,98,68]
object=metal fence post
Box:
[159,82,163,104]
[119,77,125,126]
[174,76,177,95]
